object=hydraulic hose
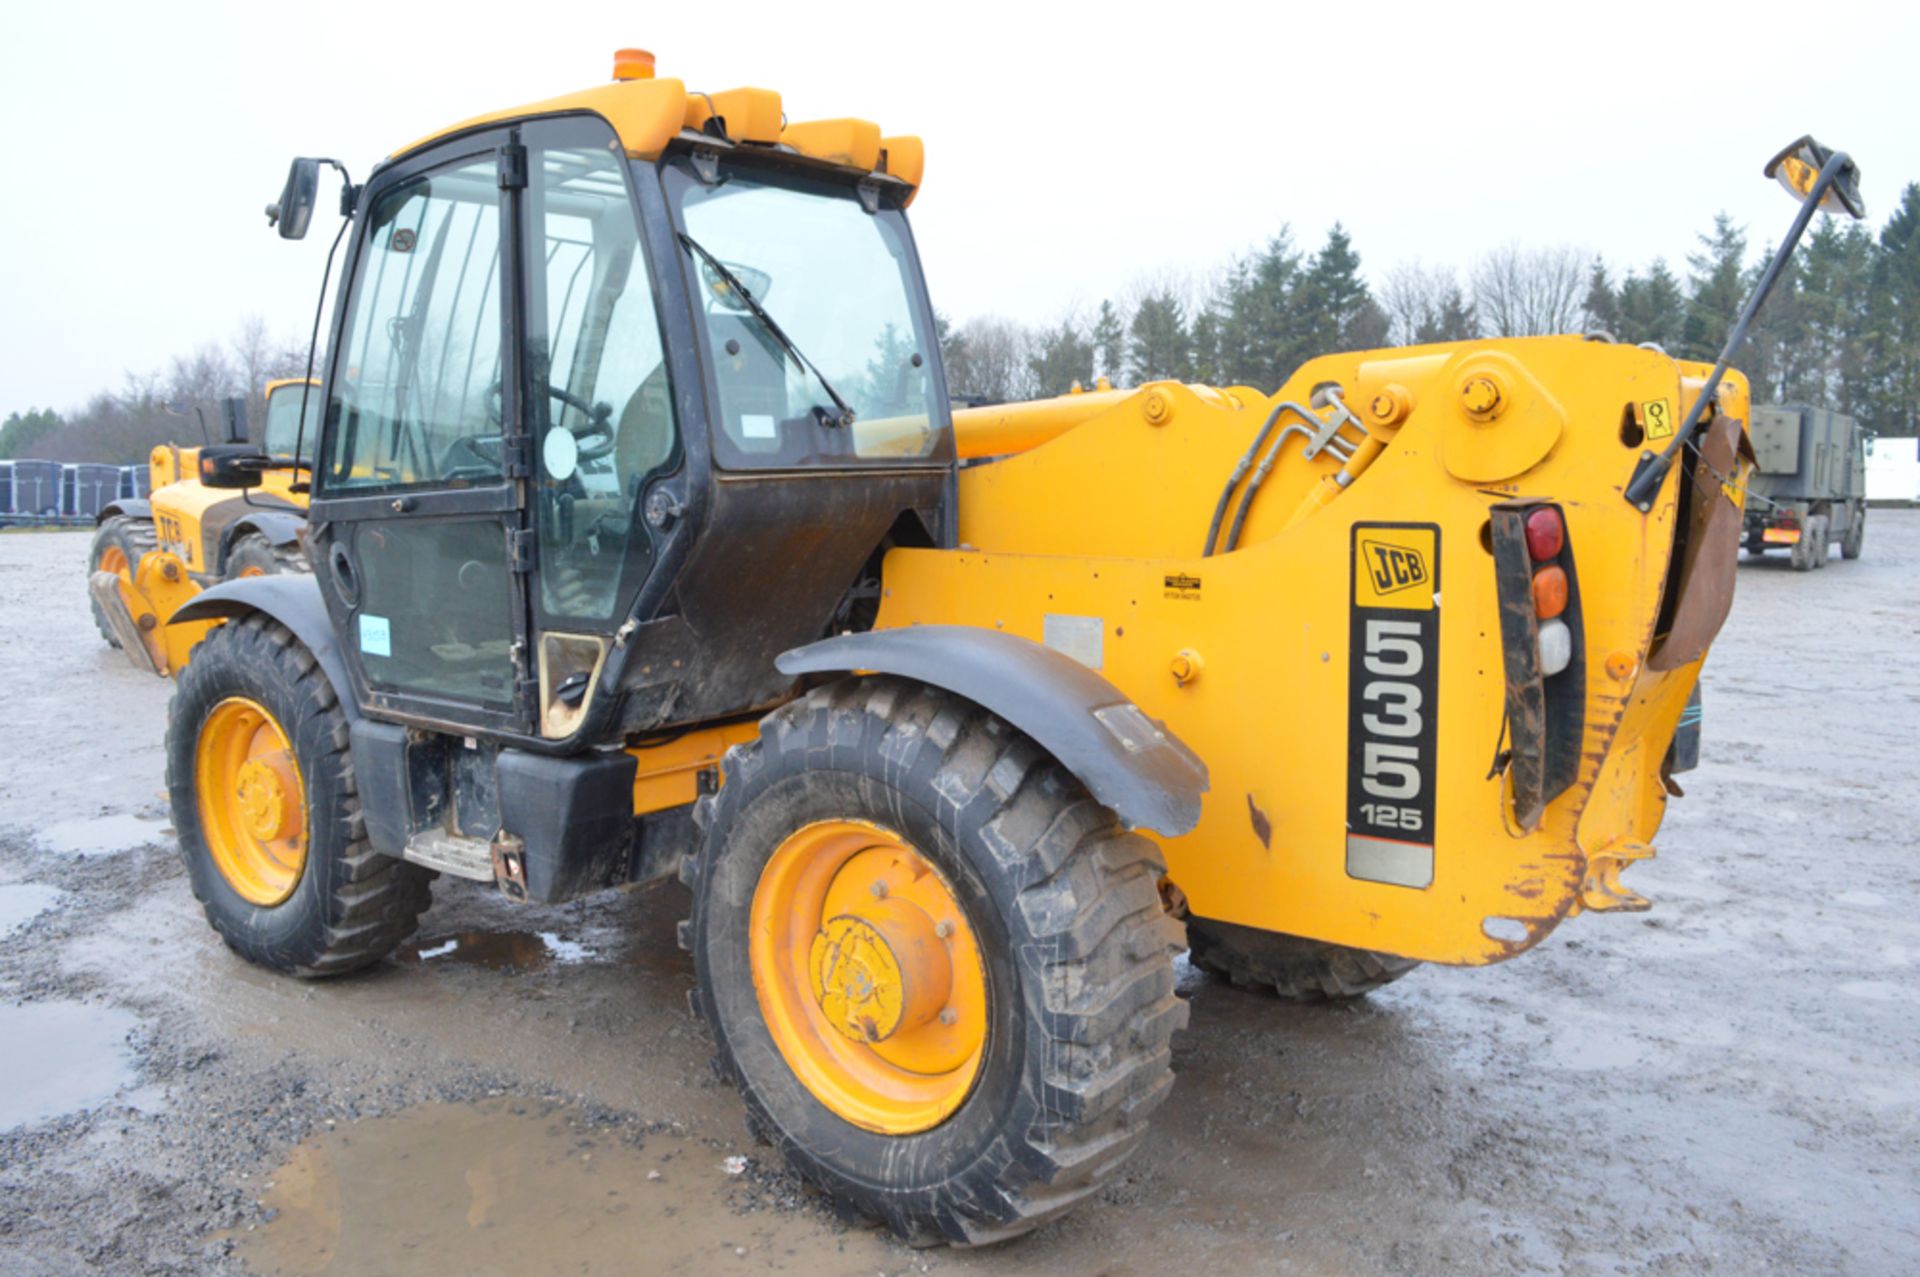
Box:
[1222,420,1312,554]
[1202,402,1289,556]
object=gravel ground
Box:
[0,516,1916,1276]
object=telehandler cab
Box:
[165,50,1862,1244]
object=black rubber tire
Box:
[683,677,1187,1246]
[1187,915,1418,1002]
[1842,505,1865,560]
[1790,519,1818,571]
[1811,515,1830,570]
[88,516,156,647]
[224,531,309,579]
[166,613,432,976]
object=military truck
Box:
[1742,403,1866,569]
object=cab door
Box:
[309,129,535,733]
[516,116,684,737]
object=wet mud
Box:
[2,521,1917,1275]
[234,1098,897,1276]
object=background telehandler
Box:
[160,50,1861,1244]
[89,377,317,674]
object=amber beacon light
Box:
[613,48,656,81]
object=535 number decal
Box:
[1347,525,1439,889]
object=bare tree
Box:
[231,315,277,398]
[943,316,1034,404]
[1470,243,1590,337]
[1379,262,1446,346]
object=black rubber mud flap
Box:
[777,626,1208,836]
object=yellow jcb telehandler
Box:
[160,50,1862,1244]
[89,377,318,674]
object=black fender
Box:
[214,507,307,574]
[170,575,357,721]
[777,625,1209,836]
[224,509,306,550]
[97,499,150,524]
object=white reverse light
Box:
[1538,618,1573,678]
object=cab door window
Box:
[323,158,506,491]
[524,122,679,625]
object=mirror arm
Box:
[1622,150,1851,511]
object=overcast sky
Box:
[2,0,1913,413]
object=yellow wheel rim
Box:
[750,819,988,1135]
[194,697,308,907]
[97,544,131,584]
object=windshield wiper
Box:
[678,231,856,428]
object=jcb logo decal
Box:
[1354,529,1436,611]
[1361,541,1427,595]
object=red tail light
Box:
[1524,506,1564,561]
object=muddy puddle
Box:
[37,811,172,856]
[396,929,596,972]
[0,881,63,935]
[0,1000,153,1129]
[236,1098,896,1276]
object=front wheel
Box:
[88,516,155,647]
[167,613,431,976]
[684,678,1186,1245]
[1187,915,1418,1002]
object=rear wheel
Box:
[167,613,431,975]
[684,677,1186,1245]
[1790,518,1819,571]
[224,531,308,579]
[88,516,155,647]
[1187,915,1418,1002]
[1842,504,1865,560]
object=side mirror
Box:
[219,395,251,445]
[198,445,269,490]
[1765,136,1866,220]
[266,158,321,240]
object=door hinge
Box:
[507,528,536,572]
[498,143,528,191]
[502,434,532,479]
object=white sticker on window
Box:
[542,427,579,481]
[1043,614,1104,669]
[359,614,392,658]
[741,413,777,440]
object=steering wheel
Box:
[486,381,616,462]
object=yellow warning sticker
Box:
[1643,398,1675,441]
[1354,527,1437,611]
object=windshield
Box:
[664,159,950,468]
[261,381,320,463]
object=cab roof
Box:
[391,52,925,198]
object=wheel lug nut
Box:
[934,920,954,939]
[938,1008,958,1026]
